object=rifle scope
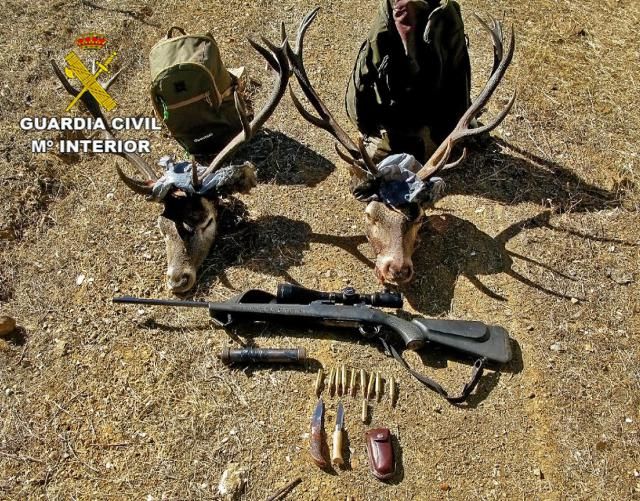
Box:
[277,284,403,308]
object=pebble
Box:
[54,339,69,357]
[0,316,16,337]
[218,463,247,500]
[549,342,565,352]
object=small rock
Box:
[0,316,16,337]
[528,392,536,399]
[439,482,451,491]
[5,388,14,396]
[75,274,85,286]
[218,463,247,500]
[533,467,544,479]
[611,271,633,285]
[595,440,608,451]
[53,339,69,357]
[584,343,595,353]
[570,297,579,304]
[625,417,633,424]
[549,342,565,352]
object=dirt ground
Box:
[1,0,639,499]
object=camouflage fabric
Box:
[345,0,471,163]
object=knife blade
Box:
[332,401,345,466]
[309,398,329,469]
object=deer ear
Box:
[416,177,446,208]
[351,177,380,202]
[200,161,257,198]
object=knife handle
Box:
[331,429,344,466]
[310,423,329,469]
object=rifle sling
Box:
[379,337,485,404]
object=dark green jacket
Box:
[345,0,470,156]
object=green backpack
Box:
[149,26,243,155]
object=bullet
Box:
[375,372,382,402]
[328,367,336,396]
[349,368,357,397]
[341,364,347,396]
[360,369,367,399]
[314,368,324,397]
[361,399,368,423]
[367,371,375,400]
[389,375,396,407]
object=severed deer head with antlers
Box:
[285,8,515,285]
[51,33,290,293]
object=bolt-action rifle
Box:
[113,284,512,404]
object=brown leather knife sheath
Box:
[365,427,395,480]
[310,421,329,469]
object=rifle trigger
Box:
[359,324,381,338]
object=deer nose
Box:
[379,259,414,284]
[166,268,196,293]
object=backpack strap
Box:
[167,26,187,38]
[379,337,485,404]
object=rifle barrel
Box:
[112,296,209,308]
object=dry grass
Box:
[1,0,639,499]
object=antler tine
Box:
[357,137,378,174]
[473,14,503,71]
[50,59,158,186]
[416,19,515,181]
[199,34,290,180]
[285,8,376,177]
[116,165,155,195]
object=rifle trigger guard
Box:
[358,324,381,338]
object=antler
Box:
[285,8,376,179]
[49,60,158,195]
[197,33,291,181]
[415,15,516,181]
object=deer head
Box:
[51,32,290,294]
[286,8,515,285]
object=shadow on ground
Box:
[229,128,335,187]
[449,137,628,211]
[403,138,631,314]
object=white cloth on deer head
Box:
[375,153,445,206]
[151,156,255,200]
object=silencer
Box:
[219,347,307,365]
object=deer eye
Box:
[201,218,214,230]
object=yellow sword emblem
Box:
[64,50,117,112]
